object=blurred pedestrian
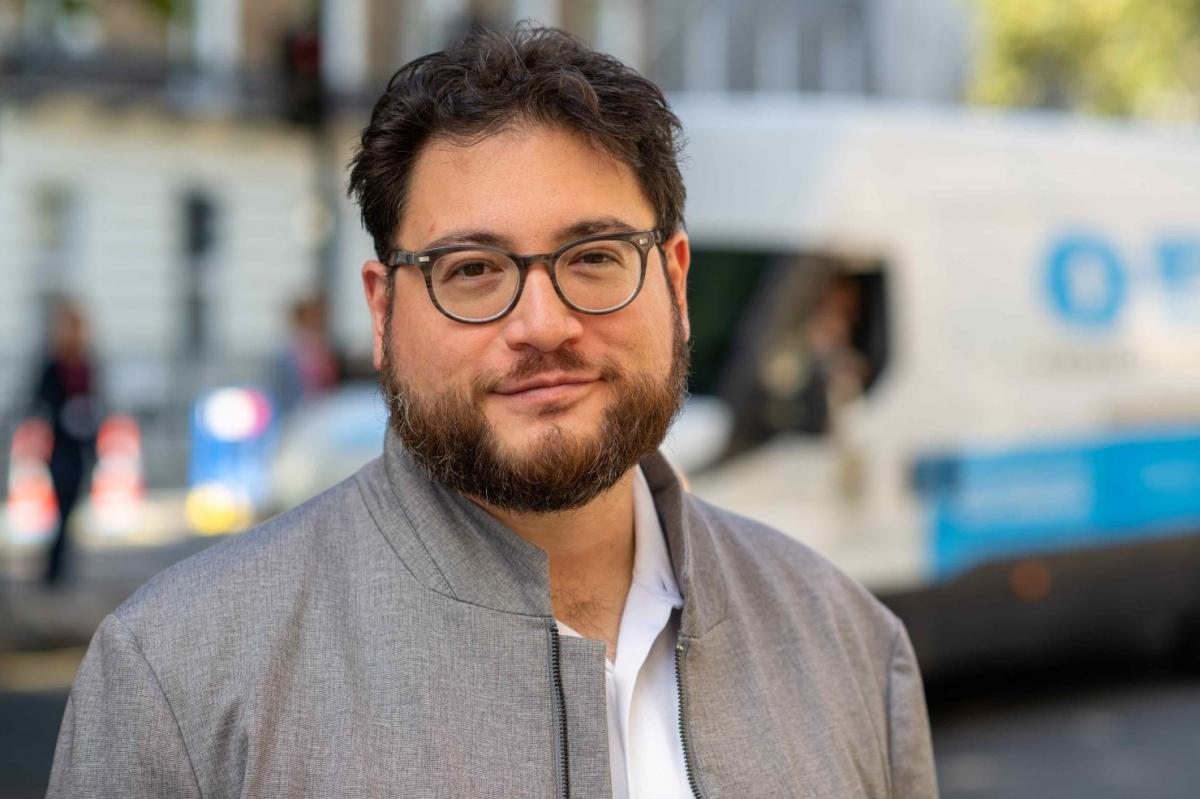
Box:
[799,274,870,432]
[30,299,101,585]
[273,294,342,416]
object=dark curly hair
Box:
[347,23,687,260]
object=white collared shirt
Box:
[556,467,692,799]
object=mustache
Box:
[475,348,621,395]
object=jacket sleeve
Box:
[47,614,202,799]
[886,620,939,798]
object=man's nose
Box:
[501,263,584,352]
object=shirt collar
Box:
[631,467,683,607]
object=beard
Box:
[379,284,690,514]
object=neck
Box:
[475,468,639,661]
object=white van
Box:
[672,96,1200,671]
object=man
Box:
[49,25,936,798]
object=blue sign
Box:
[189,387,277,508]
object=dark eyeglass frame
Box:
[385,228,665,324]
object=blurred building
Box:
[0,0,971,487]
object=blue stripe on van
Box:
[919,426,1200,580]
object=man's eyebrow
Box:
[416,217,643,252]
[419,230,513,250]
[553,217,641,241]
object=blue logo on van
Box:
[1157,238,1200,323]
[1045,234,1126,327]
[1044,234,1200,327]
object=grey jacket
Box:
[49,433,937,798]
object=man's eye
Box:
[573,250,618,266]
[450,261,492,279]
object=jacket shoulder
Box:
[683,492,902,643]
[111,469,378,641]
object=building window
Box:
[32,183,81,293]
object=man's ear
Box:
[663,230,691,341]
[362,259,391,370]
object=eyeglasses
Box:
[385,229,664,324]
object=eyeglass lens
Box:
[430,238,643,321]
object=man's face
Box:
[362,124,691,513]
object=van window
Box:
[688,249,889,455]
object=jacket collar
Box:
[357,429,726,638]
[638,446,727,639]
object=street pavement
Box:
[931,660,1200,798]
[1,687,68,799]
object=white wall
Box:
[0,100,320,413]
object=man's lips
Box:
[492,373,600,402]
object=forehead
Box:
[398,125,655,249]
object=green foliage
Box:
[136,0,191,19]
[55,0,190,19]
[971,0,1200,119]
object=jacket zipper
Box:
[675,640,703,799]
[550,623,570,799]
